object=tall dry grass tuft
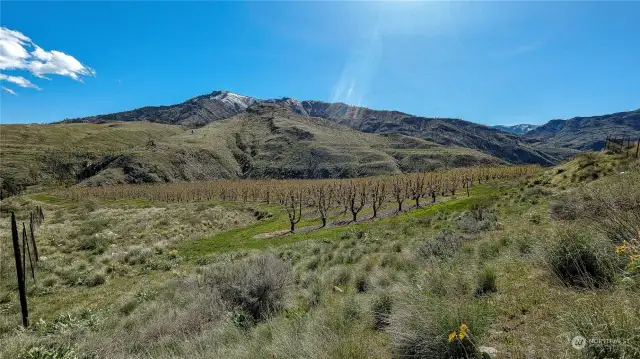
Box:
[567,292,640,359]
[551,172,640,244]
[544,228,622,289]
[204,253,291,322]
[388,290,491,359]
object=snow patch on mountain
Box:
[493,124,539,135]
[210,90,258,109]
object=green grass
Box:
[0,122,184,188]
[3,155,638,359]
[179,184,504,258]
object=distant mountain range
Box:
[62,90,556,166]
[2,90,637,189]
[492,124,539,135]
[523,110,640,150]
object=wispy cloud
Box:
[0,26,95,91]
[331,26,382,107]
[2,86,17,96]
[0,73,41,90]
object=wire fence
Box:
[604,136,640,159]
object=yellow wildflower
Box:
[458,323,469,340]
[616,241,627,254]
[448,331,457,342]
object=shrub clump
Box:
[475,267,497,296]
[389,293,489,359]
[417,230,466,260]
[371,292,393,330]
[456,207,499,233]
[18,344,93,359]
[546,230,622,289]
[204,253,291,322]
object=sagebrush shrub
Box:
[457,209,499,233]
[416,230,466,260]
[204,253,291,321]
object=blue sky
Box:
[1,1,639,125]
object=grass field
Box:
[0,152,639,359]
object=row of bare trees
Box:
[60,165,539,232]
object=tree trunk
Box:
[290,222,295,233]
[397,201,402,212]
[351,211,357,222]
[415,197,420,208]
[431,192,436,203]
[321,217,327,227]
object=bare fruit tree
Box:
[283,187,303,233]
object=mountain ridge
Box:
[54,89,640,165]
[524,109,640,150]
[61,90,556,166]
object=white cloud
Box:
[0,26,95,90]
[0,73,41,90]
[2,86,17,96]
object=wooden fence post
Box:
[23,223,35,281]
[21,222,26,283]
[612,137,617,153]
[626,138,630,157]
[636,138,640,159]
[10,213,29,327]
[29,213,39,262]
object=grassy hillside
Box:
[1,153,638,358]
[1,105,502,192]
[58,91,565,166]
[0,122,184,195]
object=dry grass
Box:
[2,158,639,359]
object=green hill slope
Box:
[1,105,503,192]
[82,104,503,185]
[0,122,183,195]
